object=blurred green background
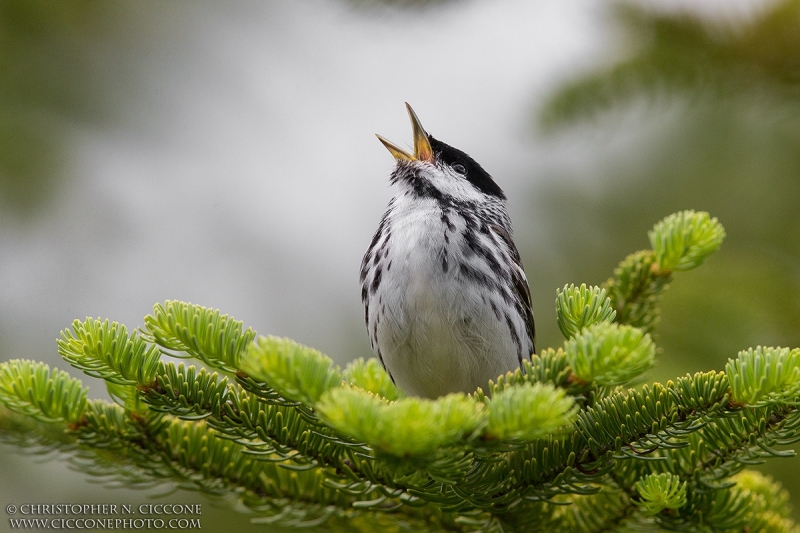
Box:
[1,0,798,529]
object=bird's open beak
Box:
[376,103,435,163]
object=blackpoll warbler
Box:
[360,104,535,398]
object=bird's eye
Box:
[452,164,466,175]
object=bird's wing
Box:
[491,224,536,355]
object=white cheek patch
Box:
[437,167,487,201]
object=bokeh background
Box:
[1,0,799,530]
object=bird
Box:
[360,103,535,399]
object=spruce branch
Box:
[564,322,655,388]
[550,489,636,533]
[484,383,577,442]
[648,210,725,274]
[58,318,161,386]
[342,357,403,401]
[604,250,670,335]
[316,388,483,458]
[634,472,687,515]
[143,301,256,373]
[140,356,467,519]
[241,336,343,405]
[0,359,87,425]
[487,349,594,403]
[727,346,800,406]
[730,470,798,533]
[556,283,617,339]
[604,210,725,335]
[144,361,365,474]
[3,210,800,531]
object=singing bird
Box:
[360,104,535,398]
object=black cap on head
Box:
[428,136,505,200]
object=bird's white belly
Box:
[374,225,518,398]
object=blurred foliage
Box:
[537,0,800,378]
[535,0,800,519]
[345,0,456,9]
[0,0,152,218]
[541,0,800,128]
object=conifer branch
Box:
[1,210,799,531]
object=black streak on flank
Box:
[428,135,505,199]
[377,348,395,384]
[490,301,501,320]
[368,219,385,250]
[370,266,382,295]
[504,312,523,365]
[459,262,495,292]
